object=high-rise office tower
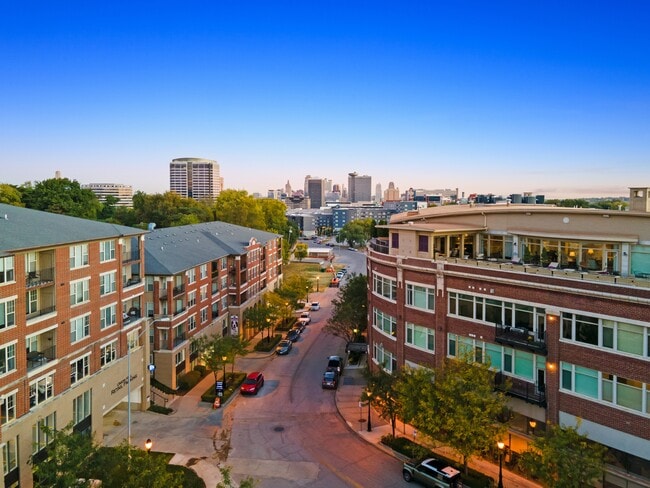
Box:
[170,157,223,201]
[384,181,401,201]
[304,176,326,208]
[375,183,382,202]
[348,172,372,203]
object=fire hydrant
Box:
[213,397,221,409]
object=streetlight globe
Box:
[145,438,153,452]
[497,441,505,450]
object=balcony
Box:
[26,267,55,289]
[173,284,185,296]
[494,324,547,354]
[122,308,142,326]
[27,330,56,372]
[122,249,140,263]
[495,372,546,407]
[123,276,142,288]
[173,333,186,348]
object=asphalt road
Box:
[226,259,407,487]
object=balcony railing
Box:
[494,324,547,354]
[26,305,56,321]
[173,284,185,296]
[122,249,140,262]
[123,276,142,288]
[26,267,55,288]
[173,333,186,347]
[495,372,546,407]
[27,345,56,372]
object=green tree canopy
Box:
[20,178,102,219]
[519,420,606,488]
[338,218,373,248]
[213,190,265,229]
[323,274,368,343]
[364,367,401,437]
[0,183,23,206]
[293,242,308,261]
[132,191,212,228]
[258,198,289,233]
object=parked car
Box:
[348,247,356,251]
[291,323,304,335]
[275,340,293,355]
[310,302,320,311]
[299,311,311,324]
[402,458,462,487]
[240,372,265,395]
[330,277,340,287]
[322,370,339,389]
[326,355,344,374]
[286,329,300,342]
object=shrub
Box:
[148,404,173,415]
[193,364,207,377]
[254,334,282,352]
[201,372,247,404]
[177,370,202,391]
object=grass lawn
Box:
[284,261,346,291]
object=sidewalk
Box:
[335,365,542,488]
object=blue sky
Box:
[1,2,648,198]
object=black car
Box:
[326,355,344,374]
[275,339,293,355]
[286,329,300,342]
[322,370,339,389]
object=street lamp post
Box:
[222,355,228,389]
[306,285,310,303]
[497,441,505,488]
[316,276,319,292]
[365,390,372,432]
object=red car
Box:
[240,372,265,395]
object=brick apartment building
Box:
[0,204,149,488]
[367,187,650,486]
[144,222,282,390]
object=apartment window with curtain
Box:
[418,235,429,253]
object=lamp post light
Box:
[306,285,310,303]
[353,328,359,342]
[528,419,537,436]
[497,441,505,488]
[145,438,153,454]
[366,390,372,432]
[316,276,319,292]
[222,355,228,389]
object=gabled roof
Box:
[144,221,280,276]
[0,203,145,255]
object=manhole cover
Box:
[273,426,285,432]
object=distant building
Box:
[348,172,372,203]
[170,157,223,201]
[82,183,134,207]
[304,176,326,209]
[384,182,401,202]
[375,183,382,203]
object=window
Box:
[373,308,396,337]
[200,308,207,324]
[200,285,208,301]
[32,412,56,454]
[127,329,141,349]
[406,283,435,311]
[100,304,117,329]
[100,272,117,295]
[26,289,38,315]
[406,323,434,352]
[175,349,185,366]
[373,343,397,373]
[2,437,17,475]
[373,274,397,300]
[0,256,15,284]
[100,341,117,366]
[70,279,90,305]
[70,355,90,384]
[200,264,208,279]
[30,374,54,407]
[0,298,16,330]
[69,244,89,268]
[70,314,90,342]
[187,268,196,284]
[0,342,16,375]
[187,291,196,307]
[73,390,92,425]
[1,391,16,424]
[99,240,116,262]
[391,232,399,249]
[189,314,197,331]
[418,235,429,253]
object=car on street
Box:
[330,277,340,287]
[402,458,462,487]
[299,311,311,324]
[326,355,344,374]
[310,302,320,311]
[322,370,339,389]
[276,340,293,355]
[240,371,265,395]
[286,329,300,342]
[348,247,356,251]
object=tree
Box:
[518,420,606,488]
[323,274,368,343]
[193,334,231,384]
[338,218,373,248]
[90,441,183,488]
[258,198,288,233]
[32,423,97,488]
[223,334,251,376]
[21,178,102,219]
[365,367,401,437]
[0,183,23,206]
[243,302,275,341]
[133,191,212,228]
[217,465,258,488]
[276,274,312,306]
[293,242,308,261]
[213,190,265,229]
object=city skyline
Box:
[1,2,648,199]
